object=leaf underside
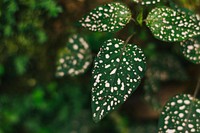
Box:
[158,94,200,133]
[79,2,132,32]
[180,38,200,64]
[56,34,92,77]
[146,7,200,42]
[92,38,146,122]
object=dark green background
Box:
[0,0,199,133]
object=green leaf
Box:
[79,2,132,32]
[144,78,161,110]
[169,1,200,24]
[14,55,29,75]
[180,37,200,64]
[92,38,146,122]
[39,0,62,17]
[144,53,188,110]
[146,7,200,42]
[56,34,92,77]
[169,0,193,14]
[158,94,200,133]
[132,0,162,5]
[146,53,188,81]
[136,8,143,26]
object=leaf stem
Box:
[193,76,200,98]
[184,76,200,132]
[131,18,136,23]
[125,33,135,45]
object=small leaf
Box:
[158,94,200,133]
[92,38,146,122]
[79,2,132,32]
[146,7,200,42]
[136,8,143,26]
[180,38,200,64]
[14,55,29,75]
[56,34,92,77]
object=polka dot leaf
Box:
[56,34,92,77]
[92,38,146,122]
[169,1,200,28]
[146,7,200,42]
[146,53,188,81]
[180,37,200,64]
[79,2,132,32]
[144,54,188,110]
[158,94,200,133]
[132,0,162,5]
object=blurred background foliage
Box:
[0,0,199,133]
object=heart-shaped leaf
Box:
[180,38,200,64]
[56,34,92,77]
[79,2,132,32]
[146,7,200,42]
[158,94,200,133]
[92,38,146,122]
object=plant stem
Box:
[193,76,200,98]
[125,34,134,45]
[184,76,200,132]
[131,18,136,23]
